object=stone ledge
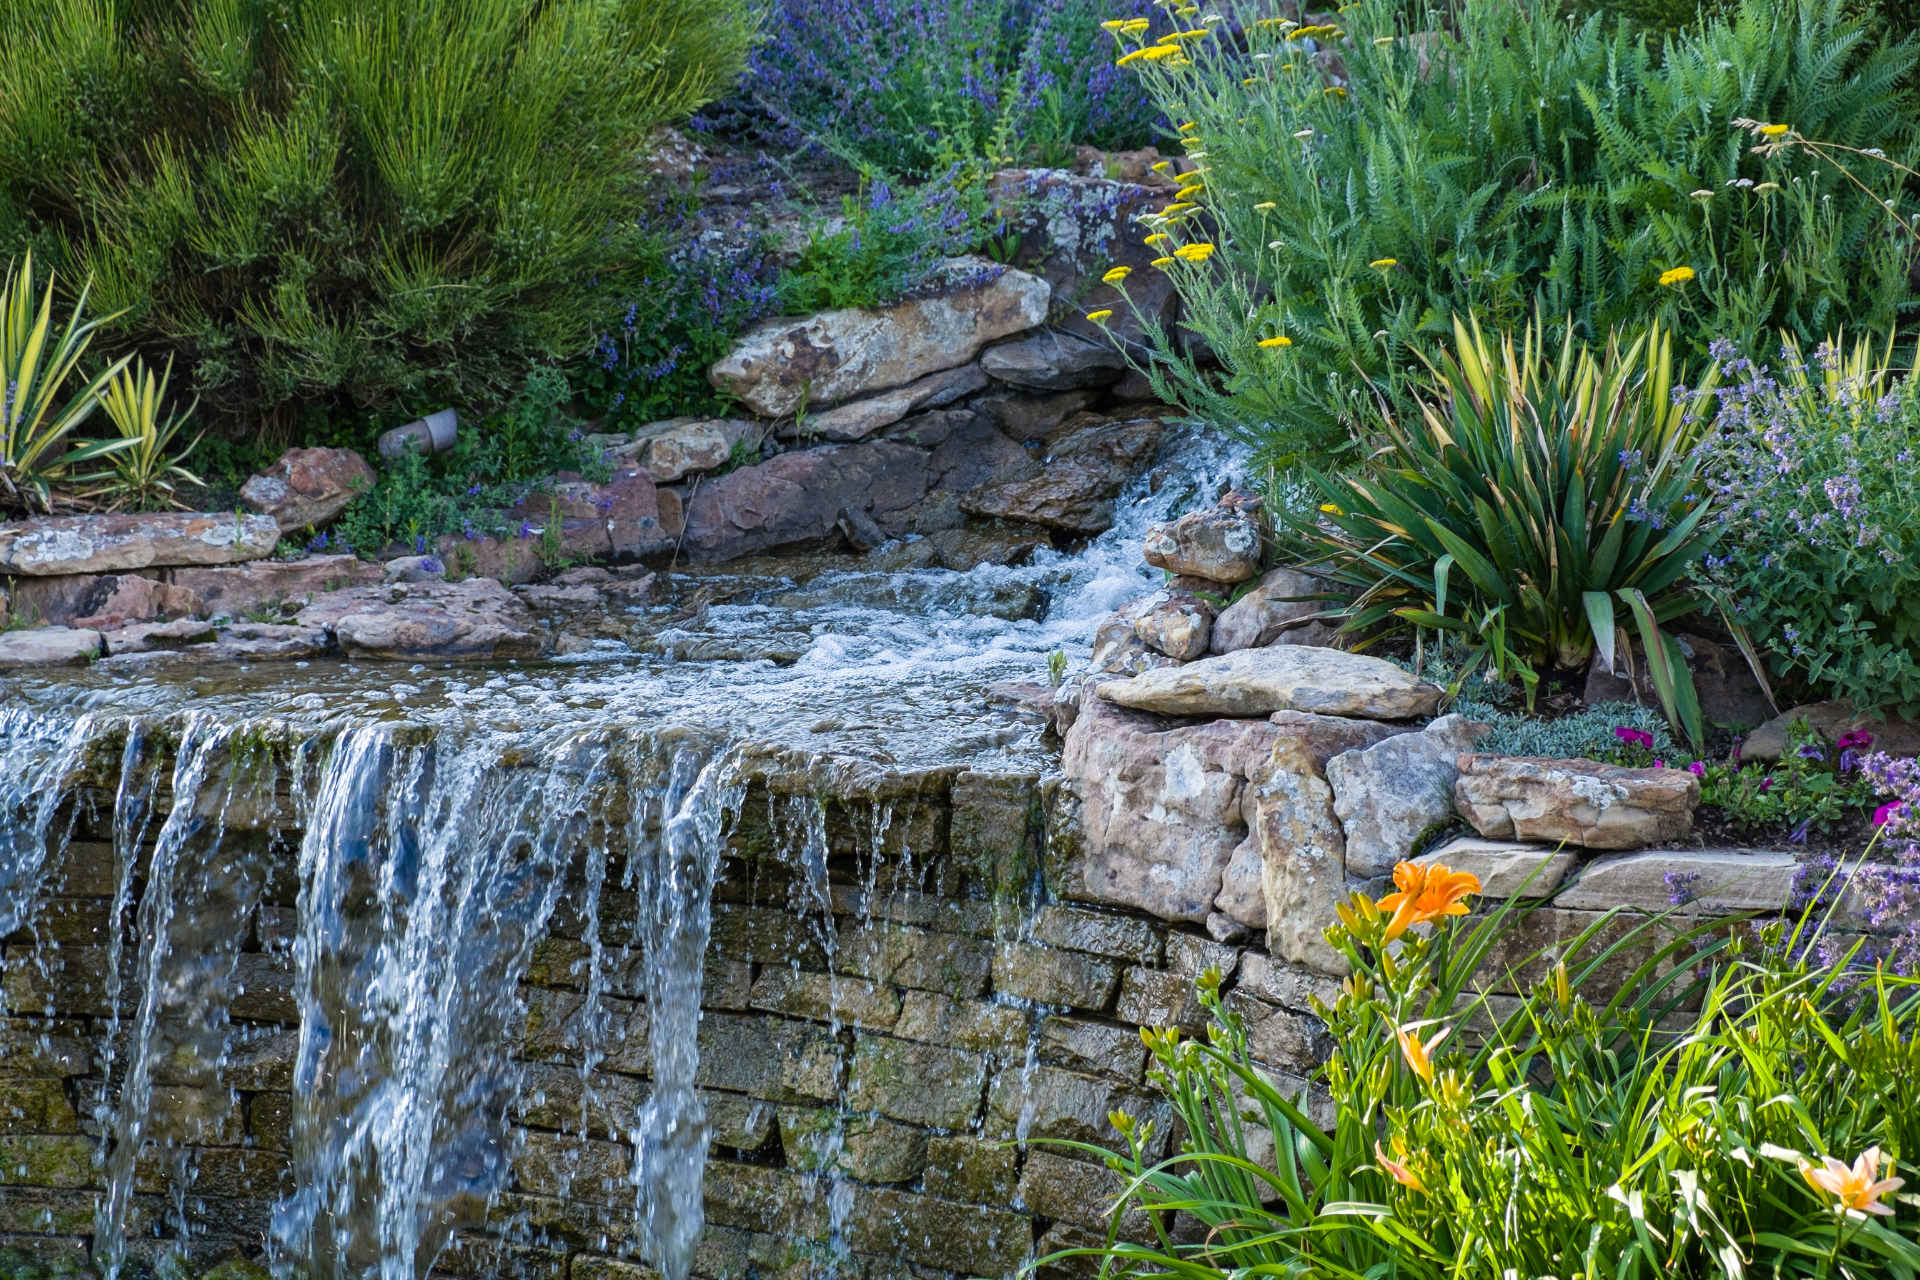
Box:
[1417,837,1578,899]
[1553,849,1799,915]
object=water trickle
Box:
[0,708,104,938]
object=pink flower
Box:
[1653,759,1666,769]
[1837,730,1876,752]
[1760,777,1774,794]
[1614,726,1655,749]
[1688,761,1706,776]
[1874,802,1908,826]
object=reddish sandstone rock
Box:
[294,578,543,661]
[679,441,933,562]
[0,512,278,576]
[240,447,375,530]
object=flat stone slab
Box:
[0,513,279,576]
[1417,837,1578,899]
[1098,646,1441,721]
[1454,754,1698,849]
[172,554,384,618]
[0,627,102,667]
[1552,849,1799,915]
[294,578,543,661]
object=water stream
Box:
[0,424,1247,1280]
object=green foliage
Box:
[746,0,1163,178]
[1697,334,1920,717]
[82,355,202,512]
[777,174,995,313]
[0,0,759,431]
[1108,0,1919,465]
[1284,318,1724,734]
[329,370,599,557]
[0,253,132,512]
[1461,698,1678,760]
[1053,887,1920,1280]
[1697,719,1881,833]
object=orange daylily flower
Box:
[1375,1139,1425,1192]
[1801,1147,1904,1216]
[1377,861,1481,941]
[1395,1024,1449,1081]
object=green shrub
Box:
[1053,878,1920,1280]
[1284,317,1728,741]
[776,173,996,313]
[1697,335,1920,717]
[0,0,759,432]
[1106,0,1919,465]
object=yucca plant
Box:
[1038,865,1920,1280]
[84,355,202,513]
[1285,315,1752,747]
[0,253,133,514]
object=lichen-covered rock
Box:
[1099,645,1442,721]
[959,410,1165,534]
[293,577,543,661]
[1453,755,1700,849]
[1249,737,1350,975]
[1143,496,1262,583]
[1329,715,1489,877]
[1131,589,1213,660]
[1209,566,1342,653]
[803,363,990,442]
[240,447,375,530]
[711,260,1049,418]
[172,554,383,618]
[0,512,278,576]
[1058,690,1283,922]
[1552,848,1797,914]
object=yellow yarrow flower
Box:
[1101,18,1128,29]
[1085,310,1114,322]
[1151,256,1176,268]
[1115,48,1147,65]
[1150,160,1172,172]
[1143,233,1168,245]
[1658,265,1696,286]
[1121,17,1149,31]
[1253,201,1276,210]
[1178,121,1199,132]
[1759,122,1789,136]
[1140,44,1181,59]
[1369,258,1397,268]
[1373,35,1394,45]
[1101,266,1131,283]
[1174,184,1205,201]
[1162,201,1195,213]
[1325,85,1347,97]
[1260,335,1293,348]
[1174,242,1215,261]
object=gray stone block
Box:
[1037,1018,1144,1084]
[697,1014,844,1103]
[1113,968,1208,1034]
[1028,905,1161,963]
[835,920,993,998]
[846,1036,989,1129]
[923,1135,1020,1206]
[844,1187,1033,1277]
[992,942,1120,1010]
[779,1107,928,1183]
[749,968,904,1032]
[893,992,1031,1055]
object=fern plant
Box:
[1104,0,1919,468]
[0,0,758,433]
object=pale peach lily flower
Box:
[1395,1024,1449,1081]
[1375,1140,1424,1192]
[1801,1147,1904,1216]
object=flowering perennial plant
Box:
[1045,862,1920,1280]
[1695,334,1920,716]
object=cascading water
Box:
[0,421,1250,1280]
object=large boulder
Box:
[239,447,375,530]
[679,441,933,562]
[958,411,1165,534]
[70,575,203,631]
[1143,495,1262,583]
[171,554,384,619]
[980,330,1126,392]
[0,627,102,667]
[802,365,989,443]
[710,260,1049,418]
[0,513,279,576]
[1739,699,1920,763]
[1058,690,1283,922]
[293,578,543,661]
[1099,646,1442,721]
[1210,566,1343,653]
[1453,755,1700,849]
[1328,715,1488,877]
[984,169,1178,353]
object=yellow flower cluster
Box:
[1150,256,1175,268]
[1173,242,1214,261]
[1085,310,1113,322]
[1101,266,1131,284]
[1288,23,1341,39]
[1658,265,1695,286]
[1759,122,1789,136]
[1369,257,1397,268]
[1259,335,1292,348]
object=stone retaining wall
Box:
[0,753,1793,1280]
